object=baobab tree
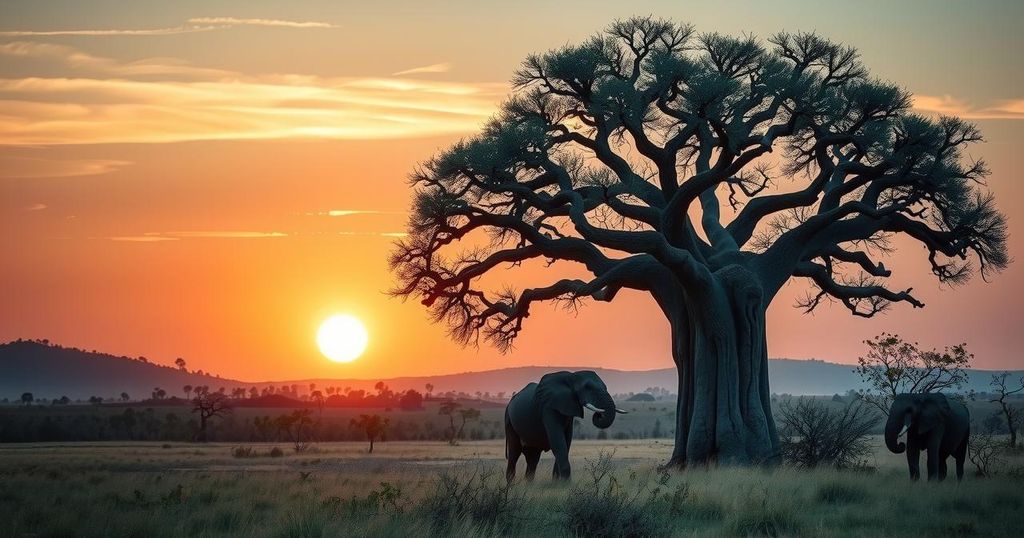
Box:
[390,17,1009,466]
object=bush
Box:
[231,446,256,458]
[419,467,524,534]
[778,398,877,469]
[561,452,665,537]
[729,505,802,538]
[269,447,285,458]
[968,431,1007,477]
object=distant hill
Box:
[0,341,246,401]
[2,340,1020,400]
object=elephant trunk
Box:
[590,392,617,429]
[885,407,906,454]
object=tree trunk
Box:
[369,437,374,453]
[668,266,780,466]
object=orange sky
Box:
[2,1,1023,381]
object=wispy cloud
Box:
[107,230,405,242]
[307,209,408,217]
[392,63,452,76]
[156,231,288,239]
[0,74,504,144]
[25,203,47,211]
[187,17,336,29]
[0,25,217,37]
[0,17,337,37]
[0,41,237,78]
[0,156,132,178]
[913,94,1024,120]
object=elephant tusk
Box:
[615,408,629,414]
[899,424,909,438]
[583,403,603,413]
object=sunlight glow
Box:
[316,314,368,363]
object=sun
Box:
[316,314,368,363]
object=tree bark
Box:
[668,265,780,466]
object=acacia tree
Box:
[855,333,973,414]
[390,18,1008,466]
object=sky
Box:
[2,0,1023,381]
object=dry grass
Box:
[1,439,1022,537]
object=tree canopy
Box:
[390,17,1009,465]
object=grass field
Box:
[2,438,1022,537]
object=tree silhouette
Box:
[989,372,1024,448]
[175,357,187,371]
[183,385,193,399]
[351,414,389,453]
[120,392,130,402]
[855,333,972,413]
[438,399,462,444]
[390,17,1009,466]
[20,392,33,406]
[457,407,481,441]
[425,383,434,399]
[191,388,232,442]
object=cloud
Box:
[156,231,288,239]
[0,41,237,78]
[0,25,217,37]
[109,236,179,242]
[392,63,452,76]
[913,94,1024,120]
[315,210,408,217]
[0,75,504,145]
[187,17,336,29]
[0,156,131,178]
[25,203,47,211]
[0,17,336,37]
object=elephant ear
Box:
[536,371,583,418]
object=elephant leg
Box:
[505,418,522,483]
[955,431,969,482]
[906,445,921,481]
[926,434,943,481]
[523,448,541,481]
[543,412,571,480]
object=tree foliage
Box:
[390,16,1008,349]
[855,333,972,413]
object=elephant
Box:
[505,370,625,481]
[885,393,970,481]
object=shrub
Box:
[269,447,285,458]
[729,505,802,538]
[561,452,665,537]
[231,446,256,458]
[968,430,1006,477]
[778,397,877,469]
[419,467,524,534]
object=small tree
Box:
[120,392,130,402]
[175,357,187,371]
[988,372,1024,448]
[191,390,232,442]
[855,333,972,413]
[20,392,33,406]
[777,397,877,469]
[439,399,462,444]
[399,389,425,411]
[457,408,481,441]
[277,409,316,451]
[351,414,389,453]
[425,383,434,400]
[152,387,167,400]
[183,385,193,399]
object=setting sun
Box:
[316,314,368,363]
